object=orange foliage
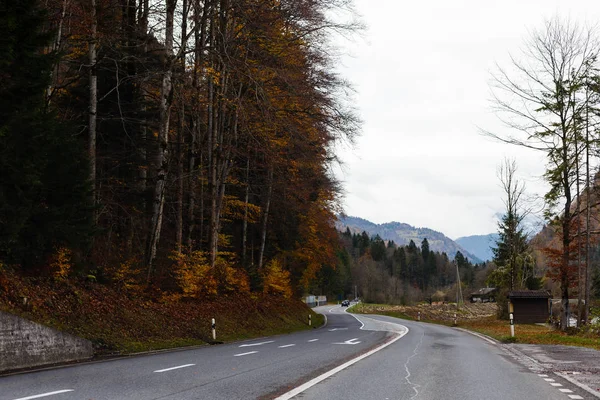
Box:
[263,258,293,298]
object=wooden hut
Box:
[508,290,551,323]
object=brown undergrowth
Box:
[0,269,322,355]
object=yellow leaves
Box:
[215,257,250,294]
[263,258,292,298]
[171,251,217,297]
[49,247,73,281]
[222,195,261,223]
[109,258,143,293]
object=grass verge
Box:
[349,302,600,350]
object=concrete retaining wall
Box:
[0,310,93,372]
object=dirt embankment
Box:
[0,271,321,355]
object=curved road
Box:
[288,310,590,399]
[0,305,591,399]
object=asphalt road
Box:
[1,306,592,400]
[287,313,592,400]
[0,305,388,400]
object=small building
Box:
[470,287,497,303]
[508,290,551,323]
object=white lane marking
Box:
[328,328,348,331]
[550,383,562,387]
[154,364,195,373]
[555,372,600,398]
[308,339,319,342]
[544,378,555,382]
[568,396,584,400]
[274,320,408,400]
[454,327,498,345]
[538,374,549,377]
[234,351,258,357]
[239,340,274,347]
[343,308,365,329]
[13,390,74,400]
[559,389,574,393]
[333,338,361,345]
[278,344,296,348]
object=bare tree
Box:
[486,18,599,330]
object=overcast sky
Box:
[332,0,600,239]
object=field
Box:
[351,302,600,350]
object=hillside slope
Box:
[337,216,482,263]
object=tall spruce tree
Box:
[0,0,92,268]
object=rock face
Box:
[0,310,93,372]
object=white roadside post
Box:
[211,318,216,341]
[453,313,457,326]
[417,312,421,321]
[509,302,515,337]
[309,314,312,326]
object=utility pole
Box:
[455,261,463,310]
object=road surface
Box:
[0,305,592,399]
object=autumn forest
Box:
[0,0,363,298]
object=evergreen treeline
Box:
[314,229,491,304]
[0,0,359,296]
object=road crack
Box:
[402,330,424,400]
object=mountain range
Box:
[336,216,489,263]
[455,234,498,262]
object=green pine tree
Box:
[0,0,93,268]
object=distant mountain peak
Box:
[337,216,483,263]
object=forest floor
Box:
[0,269,323,355]
[351,302,600,350]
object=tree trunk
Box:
[186,0,210,250]
[146,0,177,279]
[242,157,250,267]
[258,166,273,270]
[175,0,189,254]
[560,136,571,331]
[88,0,97,212]
[584,88,591,324]
[47,0,68,104]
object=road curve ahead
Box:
[0,305,390,400]
[287,313,592,400]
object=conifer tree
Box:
[0,0,92,268]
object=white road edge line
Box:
[13,390,74,400]
[239,340,274,347]
[234,351,258,357]
[555,372,600,399]
[274,318,408,400]
[453,327,498,345]
[153,364,195,373]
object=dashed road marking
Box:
[538,374,549,377]
[13,390,74,400]
[308,339,318,342]
[278,344,296,348]
[239,340,274,347]
[274,317,409,400]
[568,396,584,400]
[234,351,258,357]
[550,383,563,387]
[559,389,574,393]
[544,378,555,382]
[154,364,195,373]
